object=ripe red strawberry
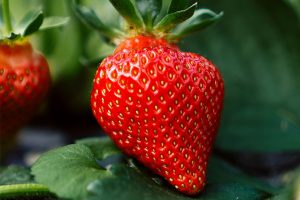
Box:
[91,35,224,194]
[0,41,50,136]
[77,0,224,195]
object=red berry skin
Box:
[91,36,224,195]
[0,41,51,136]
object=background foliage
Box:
[1,0,300,199]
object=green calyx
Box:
[0,0,69,42]
[73,0,223,44]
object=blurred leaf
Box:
[183,0,300,152]
[217,107,300,152]
[17,10,43,36]
[72,2,122,38]
[284,0,300,19]
[72,4,104,29]
[39,16,70,30]
[0,166,33,185]
[31,144,109,200]
[37,0,87,98]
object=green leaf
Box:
[72,3,123,38]
[31,144,110,200]
[17,10,44,36]
[86,164,181,200]
[172,9,223,39]
[167,0,188,14]
[76,137,122,160]
[0,166,34,185]
[72,4,104,29]
[217,106,300,152]
[109,0,145,30]
[154,3,197,32]
[182,0,300,152]
[207,157,277,194]
[200,183,270,200]
[86,163,271,200]
[284,0,300,19]
[136,0,162,28]
[30,137,275,200]
[39,16,70,30]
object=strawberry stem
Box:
[2,0,13,34]
[0,183,54,199]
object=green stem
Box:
[0,183,55,199]
[2,0,13,34]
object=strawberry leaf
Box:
[31,144,110,200]
[85,163,271,200]
[17,10,44,37]
[31,137,275,199]
[172,9,223,39]
[136,0,162,28]
[109,0,145,30]
[86,177,269,200]
[39,16,69,31]
[154,3,197,32]
[76,137,122,160]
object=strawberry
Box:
[0,40,50,136]
[76,0,224,195]
[0,0,68,150]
